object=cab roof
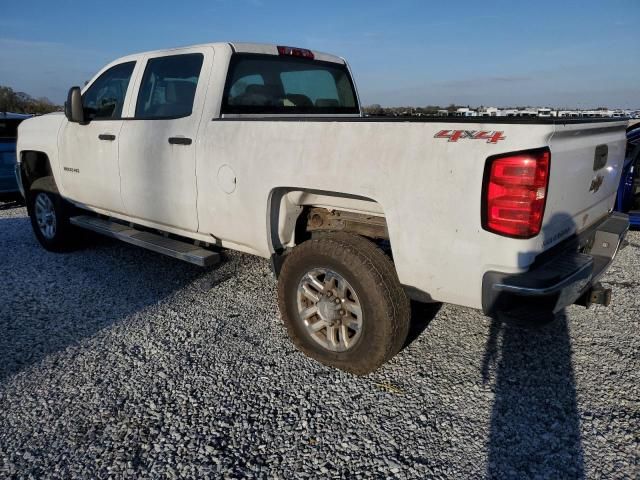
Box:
[116,42,346,65]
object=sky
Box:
[1,0,639,108]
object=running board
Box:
[70,215,220,267]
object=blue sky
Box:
[1,0,638,108]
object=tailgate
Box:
[542,120,628,247]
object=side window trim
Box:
[119,59,145,119]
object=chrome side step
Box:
[70,215,220,267]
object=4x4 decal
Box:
[434,130,506,144]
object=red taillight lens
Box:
[277,46,315,59]
[482,149,550,238]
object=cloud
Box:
[359,72,640,109]
[431,76,533,89]
[209,0,264,8]
[358,55,640,109]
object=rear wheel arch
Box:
[266,187,392,274]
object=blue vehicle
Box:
[615,123,640,228]
[0,112,31,200]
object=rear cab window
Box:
[222,54,359,115]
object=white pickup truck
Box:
[16,42,630,374]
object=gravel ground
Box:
[0,204,638,479]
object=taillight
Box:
[482,148,550,238]
[277,46,315,59]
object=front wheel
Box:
[277,233,410,375]
[27,190,76,252]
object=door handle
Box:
[168,136,192,145]
[98,134,116,141]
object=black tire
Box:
[27,190,76,252]
[277,232,410,375]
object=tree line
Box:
[363,104,461,116]
[0,85,62,115]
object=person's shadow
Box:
[482,213,585,479]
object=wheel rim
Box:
[296,268,363,352]
[34,193,57,240]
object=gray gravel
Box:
[0,204,638,479]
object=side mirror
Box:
[64,86,84,123]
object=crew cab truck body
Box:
[16,42,629,373]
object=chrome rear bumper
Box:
[482,212,630,315]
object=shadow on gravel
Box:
[402,301,441,349]
[0,215,208,385]
[482,213,584,478]
[0,200,25,210]
[482,316,584,479]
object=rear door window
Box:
[135,53,204,119]
[222,54,358,115]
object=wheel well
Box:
[302,207,388,240]
[20,151,55,193]
[268,188,389,253]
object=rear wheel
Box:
[27,190,76,252]
[278,233,410,375]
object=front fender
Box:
[30,175,59,195]
[17,113,66,192]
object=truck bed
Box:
[201,117,627,309]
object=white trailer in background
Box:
[453,107,477,117]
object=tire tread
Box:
[277,232,410,374]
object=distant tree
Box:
[422,105,441,114]
[363,104,384,115]
[0,85,61,114]
[0,87,20,112]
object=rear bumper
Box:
[482,212,630,316]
